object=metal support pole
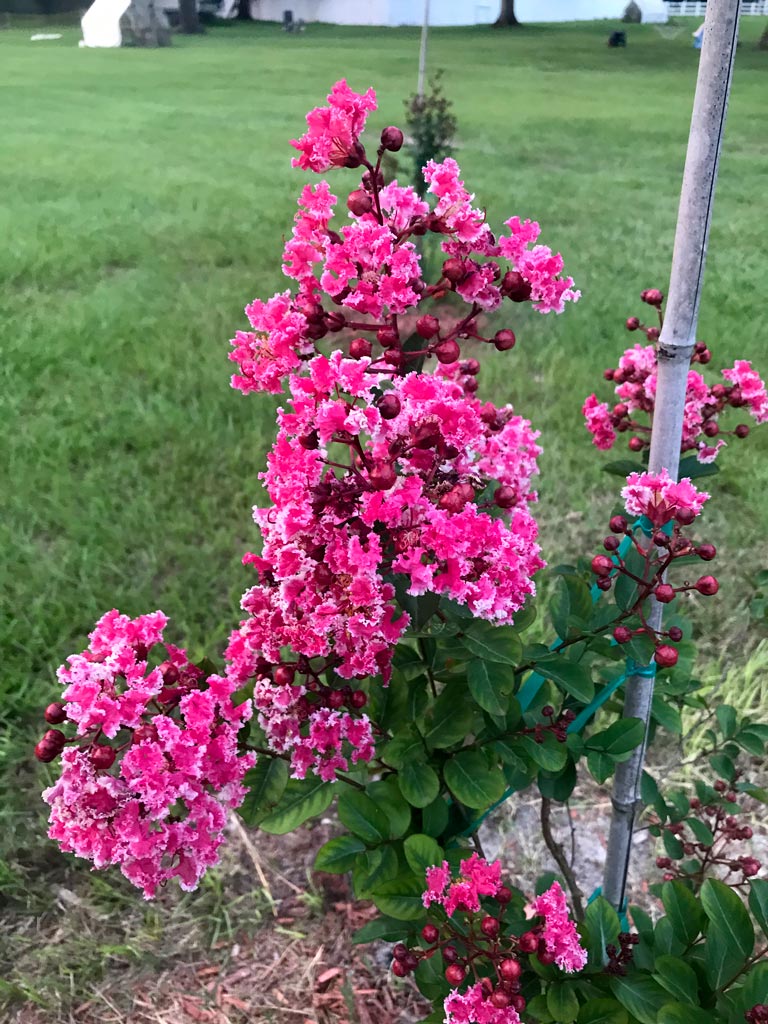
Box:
[417,0,430,98]
[602,0,740,911]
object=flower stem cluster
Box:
[583,290,767,463]
[591,470,715,668]
[653,773,761,889]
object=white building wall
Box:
[388,0,495,26]
[251,0,389,25]
[516,0,667,21]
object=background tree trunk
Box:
[494,0,519,26]
[237,0,252,20]
[178,0,201,33]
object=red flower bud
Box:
[517,931,538,953]
[501,271,532,302]
[347,189,373,217]
[445,964,465,986]
[655,584,676,604]
[481,915,500,938]
[613,626,632,645]
[494,485,517,510]
[384,348,404,369]
[695,575,719,596]
[591,555,614,577]
[609,515,628,534]
[380,125,404,152]
[435,339,461,364]
[696,543,716,561]
[496,886,512,904]
[735,423,750,438]
[442,257,466,283]
[416,314,440,339]
[491,990,511,1008]
[274,664,296,686]
[421,924,440,944]
[628,436,645,452]
[90,743,116,770]
[499,958,522,982]
[668,626,683,642]
[641,288,664,307]
[674,506,695,526]
[626,317,640,331]
[369,462,397,490]
[645,327,660,341]
[377,326,399,347]
[44,702,67,725]
[377,393,401,420]
[349,337,372,360]
[349,690,367,709]
[493,329,516,352]
[391,959,408,977]
[654,645,678,668]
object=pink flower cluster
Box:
[42,611,254,898]
[445,984,522,1024]
[225,352,543,777]
[423,852,503,915]
[583,310,767,462]
[529,881,588,973]
[622,469,709,527]
[229,82,578,399]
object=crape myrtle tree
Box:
[33,78,768,1023]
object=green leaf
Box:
[398,761,440,809]
[678,454,720,480]
[615,546,644,612]
[351,914,409,944]
[550,574,593,641]
[610,976,670,1024]
[382,727,426,768]
[547,983,579,1022]
[588,717,645,757]
[748,879,768,938]
[641,771,667,821]
[602,459,643,477]
[662,831,684,860]
[587,750,616,784]
[661,881,704,946]
[239,757,289,825]
[404,834,443,877]
[538,760,577,802]
[516,733,568,773]
[314,835,366,874]
[468,659,510,716]
[373,875,428,921]
[259,778,333,834]
[420,686,475,749]
[700,878,754,962]
[528,993,555,1021]
[422,796,449,838]
[686,817,715,846]
[352,845,400,899]
[337,789,391,846]
[367,777,412,840]
[444,750,506,808]
[583,897,621,968]
[715,704,738,739]
[414,949,447,1001]
[739,962,768,1011]
[657,1004,713,1024]
[535,656,595,703]
[651,695,682,733]
[704,923,751,990]
[709,752,736,781]
[653,955,699,1005]
[577,1000,628,1024]
[461,620,523,665]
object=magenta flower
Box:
[290,79,377,173]
[622,468,709,526]
[444,983,522,1024]
[422,853,502,916]
[583,394,616,451]
[529,881,588,973]
[723,360,768,423]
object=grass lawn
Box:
[1,14,768,1014]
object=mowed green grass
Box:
[2,18,767,728]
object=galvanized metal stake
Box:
[417,0,430,98]
[602,0,741,911]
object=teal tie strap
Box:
[588,885,629,931]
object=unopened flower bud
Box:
[499,958,522,982]
[491,990,511,1009]
[494,486,517,510]
[655,584,675,604]
[377,393,401,420]
[369,462,397,490]
[445,964,465,986]
[626,317,640,331]
[591,555,614,577]
[347,189,373,216]
[703,420,720,437]
[90,744,116,770]
[274,664,296,686]
[646,327,660,341]
[609,515,628,534]
[349,337,372,360]
[44,702,67,725]
[695,575,719,596]
[435,339,460,364]
[421,924,440,944]
[603,535,620,551]
[380,125,404,152]
[384,348,404,368]
[377,326,399,347]
[641,288,664,307]
[481,915,500,938]
[613,626,632,645]
[442,257,466,283]
[628,436,645,452]
[655,645,679,668]
[501,271,532,302]
[697,543,716,561]
[493,329,516,352]
[675,506,695,526]
[668,626,683,642]
[517,931,538,953]
[735,423,750,438]
[416,314,440,339]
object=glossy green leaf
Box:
[547,983,579,1022]
[420,686,475,749]
[748,879,768,938]
[715,704,738,739]
[373,874,428,921]
[588,717,645,757]
[653,955,699,1005]
[686,817,715,846]
[583,897,621,968]
[700,878,754,961]
[422,796,449,838]
[709,752,736,781]
[259,778,333,835]
[367,777,412,839]
[657,1003,713,1024]
[661,881,704,945]
[314,835,366,874]
[404,834,443,877]
[351,914,412,944]
[461,620,523,665]
[352,845,399,899]
[444,750,506,808]
[610,976,669,1024]
[535,656,595,703]
[337,789,390,845]
[550,574,593,641]
[239,757,289,825]
[468,658,510,716]
[516,733,569,773]
[577,999,628,1024]
[398,761,440,809]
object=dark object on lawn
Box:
[608,30,627,47]
[622,1,641,23]
[120,0,171,45]
[282,9,304,31]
